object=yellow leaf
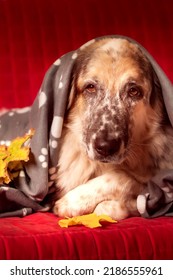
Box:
[0,146,8,178]
[58,213,117,228]
[6,128,35,163]
[0,129,35,184]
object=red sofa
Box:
[0,0,173,260]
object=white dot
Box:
[39,91,47,108]
[54,58,61,66]
[72,52,78,59]
[22,208,27,217]
[5,140,11,146]
[0,140,10,146]
[136,195,147,214]
[1,186,10,191]
[19,170,25,177]
[9,112,14,116]
[23,139,31,147]
[51,116,63,138]
[49,167,56,175]
[59,81,63,89]
[39,155,46,162]
[42,162,48,168]
[41,147,48,155]
[51,140,58,149]
[16,107,31,114]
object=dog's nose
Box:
[94,137,121,157]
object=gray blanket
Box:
[0,35,173,218]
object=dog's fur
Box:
[53,38,173,220]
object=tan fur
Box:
[53,38,173,220]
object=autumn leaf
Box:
[0,129,35,184]
[58,213,117,228]
[0,146,8,179]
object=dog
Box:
[53,37,173,220]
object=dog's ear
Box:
[150,68,170,126]
[67,55,83,110]
[150,69,162,107]
[67,81,76,110]
[66,46,94,110]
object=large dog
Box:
[53,38,173,220]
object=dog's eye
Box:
[127,86,142,98]
[85,84,96,93]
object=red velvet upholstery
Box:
[1,213,173,260]
[0,0,173,260]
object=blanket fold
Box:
[137,170,173,218]
[0,35,173,218]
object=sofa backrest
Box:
[0,0,172,108]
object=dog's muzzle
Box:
[94,137,121,157]
[84,100,129,162]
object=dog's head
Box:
[68,38,168,164]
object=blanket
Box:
[0,35,173,218]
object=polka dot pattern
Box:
[38,147,48,169]
[54,58,61,66]
[15,107,31,114]
[22,208,28,217]
[49,139,58,149]
[0,46,79,214]
[42,162,48,168]
[9,112,14,117]
[72,52,78,59]
[39,91,47,108]
[41,147,48,155]
[38,155,45,162]
[0,35,173,219]
[23,138,31,147]
[58,74,63,89]
[51,116,63,138]
[0,39,100,212]
[19,170,25,178]
[137,195,147,215]
[0,140,11,146]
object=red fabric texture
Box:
[0,213,173,260]
[0,0,173,260]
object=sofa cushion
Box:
[0,213,173,260]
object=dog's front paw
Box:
[53,196,82,217]
[94,200,129,220]
[53,188,94,217]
